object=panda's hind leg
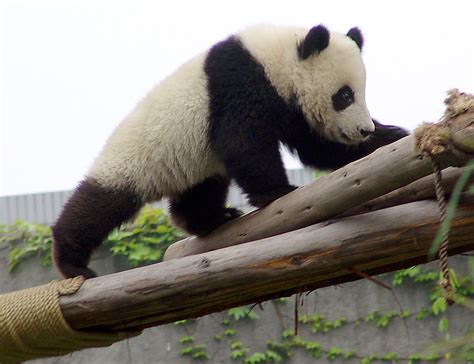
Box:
[169,176,242,236]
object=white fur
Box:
[89,24,372,201]
[89,54,226,200]
[239,25,373,144]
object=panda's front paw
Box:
[385,126,409,141]
[375,122,409,142]
[249,185,297,208]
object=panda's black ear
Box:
[298,25,330,60]
[347,27,363,51]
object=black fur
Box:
[347,27,364,50]
[52,178,142,278]
[205,37,298,208]
[298,25,330,60]
[205,36,409,203]
[332,85,354,112]
[169,176,242,236]
[284,118,409,170]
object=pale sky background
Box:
[1,0,473,196]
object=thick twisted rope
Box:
[431,160,454,304]
[0,276,140,363]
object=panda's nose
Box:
[358,127,374,138]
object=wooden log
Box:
[60,195,474,332]
[342,166,474,216]
[164,111,474,260]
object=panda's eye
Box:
[332,86,354,111]
[341,90,353,101]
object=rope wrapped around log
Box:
[0,277,140,363]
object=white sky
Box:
[1,0,473,196]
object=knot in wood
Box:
[290,255,303,266]
[198,257,210,268]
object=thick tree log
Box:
[343,166,474,216]
[60,195,474,332]
[164,112,474,260]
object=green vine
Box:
[0,206,183,271]
[104,206,183,266]
[0,221,52,271]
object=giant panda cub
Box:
[53,24,408,279]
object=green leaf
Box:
[407,353,422,363]
[364,311,377,322]
[415,308,429,320]
[343,351,355,359]
[179,335,194,344]
[381,352,398,360]
[303,341,321,358]
[360,354,376,364]
[375,312,396,328]
[304,341,320,350]
[192,351,209,360]
[224,329,236,337]
[399,310,410,318]
[179,346,193,356]
[221,319,230,326]
[438,317,448,333]
[432,297,447,316]
[265,350,282,362]
[326,346,342,360]
[230,341,244,350]
[228,306,258,321]
[230,350,246,359]
[244,352,267,364]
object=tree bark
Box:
[342,166,473,216]
[60,195,474,332]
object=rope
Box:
[431,160,454,305]
[0,277,140,363]
[413,89,474,305]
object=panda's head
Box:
[294,25,374,144]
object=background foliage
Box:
[0,206,183,272]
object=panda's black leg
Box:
[214,137,297,208]
[169,175,243,236]
[52,178,143,278]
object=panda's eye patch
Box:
[332,86,354,111]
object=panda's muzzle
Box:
[338,126,373,144]
[358,126,374,138]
